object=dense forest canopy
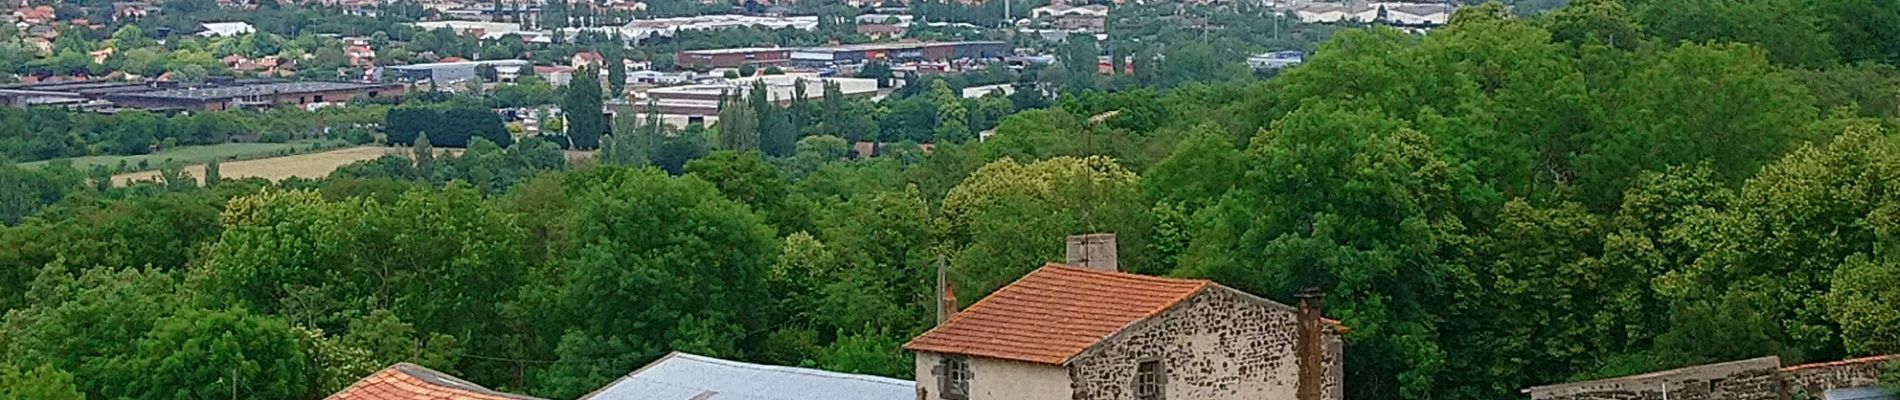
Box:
[6,0,1900,399]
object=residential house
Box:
[88,48,114,64]
[571,51,606,69]
[12,5,53,26]
[578,352,914,400]
[857,23,907,39]
[327,363,545,400]
[345,45,376,66]
[906,235,1349,400]
[112,2,156,20]
[535,65,575,86]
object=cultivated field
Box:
[113,146,406,186]
[20,139,348,171]
[111,146,600,186]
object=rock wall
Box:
[1780,355,1894,399]
[1523,357,1784,400]
[1065,286,1343,400]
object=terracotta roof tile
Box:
[903,263,1211,365]
[327,363,545,400]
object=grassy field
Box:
[19,139,349,171]
[111,146,406,186]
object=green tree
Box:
[717,91,759,152]
[111,308,311,400]
[563,67,607,149]
[0,363,83,400]
[943,156,1152,298]
[930,80,971,143]
[534,167,776,395]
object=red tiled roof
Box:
[904,263,1211,365]
[327,363,545,400]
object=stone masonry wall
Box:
[1779,355,1894,399]
[1065,286,1343,400]
[1525,357,1783,400]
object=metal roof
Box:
[579,352,913,400]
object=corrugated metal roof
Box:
[579,352,914,400]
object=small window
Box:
[939,357,971,400]
[1136,360,1164,400]
[1708,378,1724,393]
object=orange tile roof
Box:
[904,263,1212,365]
[327,363,545,400]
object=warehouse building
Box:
[387,59,533,85]
[674,47,792,69]
[785,41,1014,66]
[103,81,405,111]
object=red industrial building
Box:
[675,47,793,69]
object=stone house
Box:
[1523,354,1896,400]
[905,236,1347,400]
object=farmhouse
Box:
[579,352,914,400]
[906,235,1348,400]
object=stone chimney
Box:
[935,254,958,324]
[1065,233,1119,272]
[1295,287,1325,400]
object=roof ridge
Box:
[666,352,913,385]
[1040,262,1212,285]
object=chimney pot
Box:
[1065,233,1119,272]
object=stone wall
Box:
[1780,355,1894,399]
[1065,286,1344,400]
[1524,357,1784,400]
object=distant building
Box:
[1288,2,1455,26]
[329,363,544,400]
[578,352,913,400]
[103,80,404,111]
[1249,50,1306,70]
[906,237,1349,400]
[788,41,1012,66]
[857,23,908,40]
[674,47,792,69]
[627,74,876,126]
[1523,354,1898,400]
[571,51,607,68]
[619,15,820,41]
[0,79,403,111]
[388,59,533,85]
[197,21,255,37]
[1031,3,1108,18]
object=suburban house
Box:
[579,351,914,400]
[1523,354,1898,400]
[905,235,1348,400]
[327,363,544,400]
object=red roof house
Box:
[906,262,1348,400]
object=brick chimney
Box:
[1065,233,1118,272]
[1296,287,1325,400]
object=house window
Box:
[938,357,971,400]
[1136,360,1164,400]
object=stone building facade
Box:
[1523,355,1895,400]
[1066,286,1344,400]
[906,263,1345,400]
